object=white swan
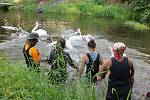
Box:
[66,39,75,49]
[1,26,18,31]
[73,28,81,36]
[32,22,48,40]
[62,28,81,39]
[1,25,29,38]
[47,40,74,50]
[47,36,74,50]
[69,34,93,42]
[68,28,93,42]
[46,36,57,47]
[81,34,93,42]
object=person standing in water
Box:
[79,39,104,84]
[97,42,135,100]
[23,33,41,71]
[47,37,79,84]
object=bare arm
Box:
[128,58,135,87]
[67,53,79,70]
[79,55,87,76]
[97,59,112,81]
[100,55,104,65]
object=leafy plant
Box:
[131,0,150,23]
[0,57,107,99]
[48,42,67,84]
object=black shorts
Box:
[106,85,131,100]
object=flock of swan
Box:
[1,22,127,57]
[1,25,30,38]
[1,22,93,50]
[1,22,48,40]
[47,28,93,50]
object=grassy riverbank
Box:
[17,0,132,21]
[9,0,149,31]
[0,57,106,99]
[20,0,150,31]
[49,3,132,20]
[125,21,150,31]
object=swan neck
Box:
[32,22,38,32]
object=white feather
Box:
[32,22,48,39]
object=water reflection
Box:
[101,25,150,57]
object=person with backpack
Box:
[23,33,41,72]
[79,39,104,84]
[97,42,135,100]
[47,37,79,84]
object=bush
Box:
[131,0,150,23]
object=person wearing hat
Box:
[23,33,41,71]
[97,42,135,100]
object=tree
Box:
[131,0,150,23]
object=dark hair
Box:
[27,38,38,46]
[57,37,66,48]
[87,39,96,48]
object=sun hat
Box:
[26,33,39,40]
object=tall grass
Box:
[48,2,133,20]
[18,0,133,21]
[45,0,132,20]
[125,21,150,30]
[0,57,107,99]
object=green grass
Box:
[17,0,133,21]
[50,2,132,20]
[125,21,150,31]
[0,57,107,99]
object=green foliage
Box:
[79,2,95,16]
[93,4,132,20]
[131,0,150,23]
[19,0,133,21]
[93,0,106,5]
[53,2,132,20]
[0,57,107,99]
[125,21,149,30]
[48,42,67,84]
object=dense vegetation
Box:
[0,57,107,99]
[131,0,150,23]
[9,0,149,24]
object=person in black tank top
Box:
[79,39,103,84]
[97,42,135,100]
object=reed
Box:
[48,2,132,20]
[125,21,149,30]
[0,57,107,99]
[19,0,133,20]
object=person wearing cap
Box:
[23,33,41,71]
[47,37,79,84]
[97,42,135,100]
[79,39,104,84]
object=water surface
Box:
[0,10,150,99]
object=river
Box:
[0,10,150,100]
